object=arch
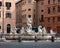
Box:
[7,24,11,33]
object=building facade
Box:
[16,0,36,28]
[16,1,22,28]
[36,0,45,27]
[0,0,16,34]
[16,0,60,34]
[44,0,60,34]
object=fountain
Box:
[38,26,42,35]
[38,26,47,35]
[19,16,53,36]
[26,17,34,34]
[14,27,17,34]
[50,29,56,35]
[20,27,25,34]
[10,27,17,34]
[42,27,47,35]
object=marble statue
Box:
[42,27,47,35]
[38,26,42,35]
[20,27,25,34]
[10,27,18,34]
[26,17,34,34]
[14,27,17,34]
[50,29,56,35]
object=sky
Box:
[15,0,17,1]
[15,0,19,2]
[15,0,20,2]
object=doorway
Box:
[7,24,11,33]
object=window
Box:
[48,18,50,22]
[0,2,2,6]
[0,2,2,9]
[41,10,44,12]
[58,6,60,12]
[58,17,60,21]
[22,1,25,5]
[48,0,50,4]
[0,26,1,29]
[53,6,55,13]
[0,12,1,17]
[6,13,11,18]
[48,7,50,14]
[28,8,31,11]
[6,2,11,10]
[53,0,55,3]
[34,14,35,18]
[47,27,51,33]
[34,9,35,12]
[41,2,44,5]
[7,24,11,33]
[28,0,32,3]
[40,15,44,22]
[53,17,55,22]
[58,0,60,2]
[28,15,31,18]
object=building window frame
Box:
[0,11,1,17]
[58,17,60,22]
[40,15,44,22]
[28,8,31,11]
[6,2,11,10]
[53,17,55,22]
[58,6,60,12]
[0,2,2,9]
[58,0,60,2]
[41,10,44,12]
[6,13,11,18]
[53,6,55,13]
[48,7,50,14]
[28,0,32,4]
[41,2,44,5]
[48,18,50,22]
[28,15,31,18]
[53,0,55,4]
[48,0,50,4]
[0,26,1,29]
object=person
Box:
[51,36,54,42]
[35,36,37,42]
[18,36,22,42]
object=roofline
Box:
[16,0,22,4]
